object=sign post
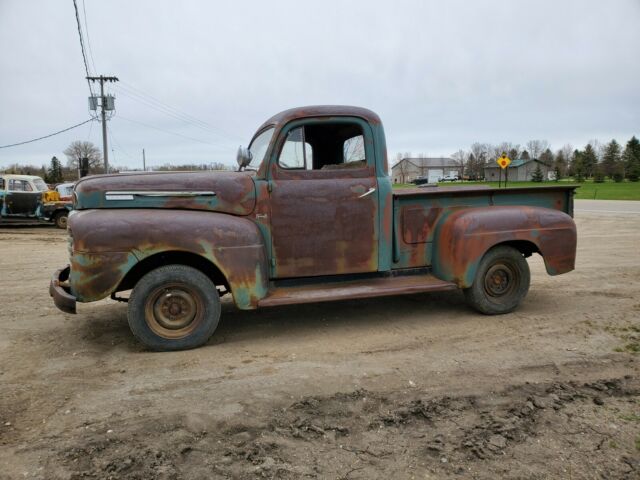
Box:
[496,153,511,188]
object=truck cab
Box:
[0,174,48,218]
[0,174,72,228]
[50,106,577,351]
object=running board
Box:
[258,273,457,308]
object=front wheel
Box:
[464,245,530,315]
[128,265,221,351]
[53,211,68,229]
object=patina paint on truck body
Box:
[51,106,577,350]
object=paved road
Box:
[575,199,640,214]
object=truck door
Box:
[268,119,379,278]
[6,179,40,216]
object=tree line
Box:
[396,136,640,182]
[0,140,231,184]
[4,137,640,184]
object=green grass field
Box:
[393,180,640,200]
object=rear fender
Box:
[431,206,576,287]
[68,209,269,309]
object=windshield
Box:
[33,178,49,192]
[248,127,274,169]
[57,184,74,196]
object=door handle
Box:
[358,187,376,198]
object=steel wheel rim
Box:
[145,283,203,339]
[483,262,518,298]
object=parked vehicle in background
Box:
[439,174,460,182]
[50,105,578,351]
[0,174,72,228]
[412,176,430,185]
[55,182,75,201]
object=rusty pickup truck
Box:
[50,106,577,351]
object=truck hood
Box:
[74,171,256,216]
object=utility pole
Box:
[142,148,146,171]
[87,75,118,173]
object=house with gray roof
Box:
[391,157,461,184]
[483,158,553,182]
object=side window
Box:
[343,135,365,163]
[23,181,33,192]
[0,178,4,190]
[9,179,23,191]
[278,127,313,169]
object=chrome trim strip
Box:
[105,194,134,201]
[105,191,216,199]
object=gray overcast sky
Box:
[1,0,639,170]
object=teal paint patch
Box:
[70,251,138,301]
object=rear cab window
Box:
[276,121,370,172]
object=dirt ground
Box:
[1,202,639,479]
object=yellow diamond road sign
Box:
[497,153,511,169]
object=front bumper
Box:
[49,266,77,314]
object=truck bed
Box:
[390,185,577,271]
[393,185,576,215]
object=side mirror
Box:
[236,146,253,171]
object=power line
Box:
[0,119,94,149]
[117,81,243,142]
[81,0,97,74]
[107,125,134,159]
[113,86,220,137]
[86,114,94,141]
[72,0,93,95]
[118,81,212,128]
[117,115,232,151]
[113,88,236,150]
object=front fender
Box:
[68,209,269,309]
[431,206,576,287]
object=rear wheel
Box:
[128,265,221,351]
[53,211,68,229]
[464,245,530,315]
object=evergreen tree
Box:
[46,156,64,184]
[554,150,567,180]
[531,163,544,182]
[593,164,605,183]
[582,144,598,178]
[623,136,640,182]
[539,148,554,165]
[572,150,586,182]
[521,150,530,160]
[601,140,621,178]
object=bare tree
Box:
[526,140,550,159]
[392,152,411,183]
[468,143,489,179]
[492,142,521,162]
[63,141,102,170]
[588,139,604,162]
[451,149,468,179]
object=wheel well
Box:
[116,251,229,293]
[495,240,540,258]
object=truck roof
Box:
[0,174,46,182]
[258,105,382,131]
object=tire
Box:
[463,245,530,315]
[54,211,68,229]
[127,265,221,351]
